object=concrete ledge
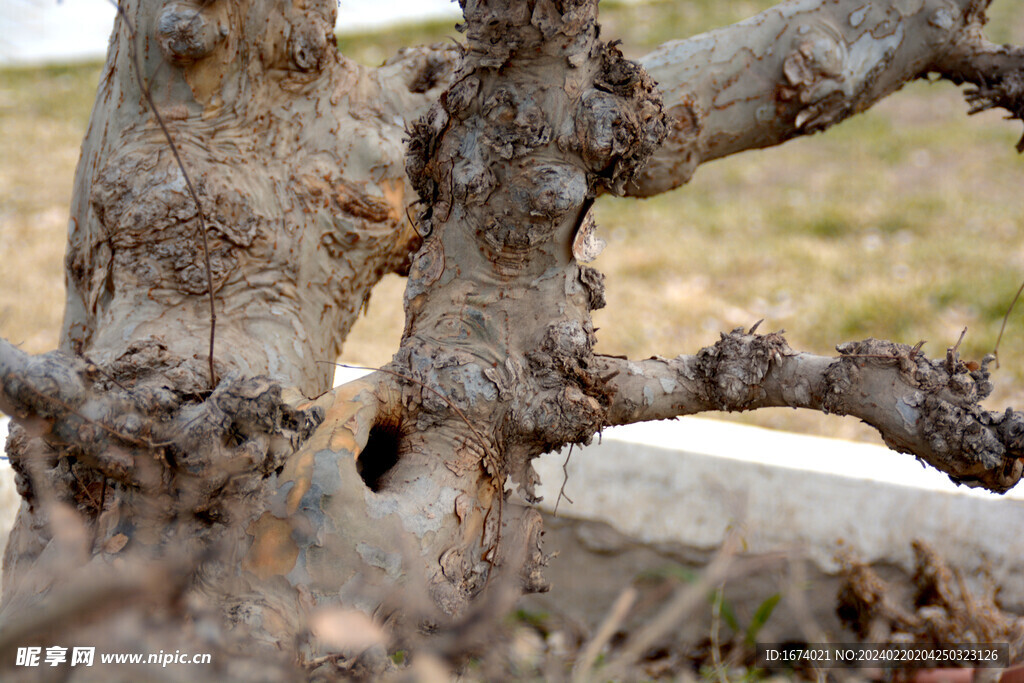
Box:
[532,418,1024,611]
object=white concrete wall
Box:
[1,0,463,65]
[533,418,1024,606]
[0,417,20,575]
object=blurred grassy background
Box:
[1,0,1022,442]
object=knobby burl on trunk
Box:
[2,0,1024,674]
[381,0,668,613]
[262,0,1023,640]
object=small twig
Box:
[553,443,574,516]
[107,0,218,389]
[993,279,1024,369]
[946,327,969,374]
[572,585,637,682]
[710,583,729,683]
[952,326,968,356]
[99,476,108,517]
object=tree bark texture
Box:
[634,0,1024,195]
[1,0,1024,675]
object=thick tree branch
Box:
[630,0,1021,196]
[598,329,1024,493]
[61,0,459,397]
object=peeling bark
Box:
[632,0,1024,195]
[598,329,1024,493]
[62,0,456,396]
[1,0,1024,676]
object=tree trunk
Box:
[2,0,1024,677]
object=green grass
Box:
[3,3,1024,442]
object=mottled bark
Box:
[598,330,1024,492]
[3,0,456,669]
[633,0,1024,195]
[61,0,453,396]
[1,0,1023,677]
[241,0,1023,645]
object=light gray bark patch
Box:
[450,363,500,404]
[305,449,344,525]
[286,549,312,587]
[269,481,295,519]
[929,7,955,30]
[364,475,459,536]
[849,6,870,28]
[356,542,403,579]
[896,396,920,428]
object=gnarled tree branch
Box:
[631,0,1024,196]
[598,329,1024,493]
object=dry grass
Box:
[3,1,1024,444]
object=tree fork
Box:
[2,0,1024,676]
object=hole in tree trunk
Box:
[357,417,402,492]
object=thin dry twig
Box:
[709,582,730,683]
[994,279,1024,369]
[601,537,787,679]
[572,585,638,682]
[553,443,574,516]
[107,0,218,389]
